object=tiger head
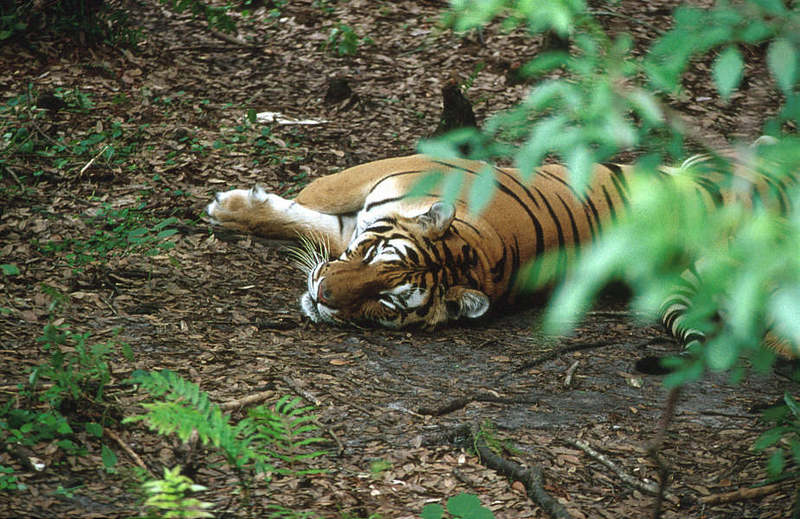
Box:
[294,202,491,330]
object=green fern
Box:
[124,370,269,473]
[246,396,327,472]
[142,465,213,519]
[125,370,325,478]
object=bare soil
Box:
[0,1,797,518]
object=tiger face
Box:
[297,202,491,330]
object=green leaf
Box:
[247,108,257,123]
[705,337,739,372]
[447,493,494,518]
[712,46,743,100]
[566,145,593,194]
[420,503,444,519]
[1,264,20,276]
[467,165,496,216]
[753,426,787,450]
[85,422,103,438]
[407,171,444,200]
[784,392,800,418]
[440,169,465,206]
[766,448,784,478]
[767,39,797,94]
[101,444,118,469]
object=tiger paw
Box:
[206,185,290,233]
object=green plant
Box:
[432,0,800,490]
[0,464,24,491]
[30,322,132,409]
[158,0,237,34]
[0,322,132,490]
[755,393,800,480]
[421,493,494,519]
[325,23,372,56]
[1,264,19,276]
[368,459,392,478]
[125,370,326,496]
[36,205,178,271]
[141,466,213,519]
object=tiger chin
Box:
[206,150,795,356]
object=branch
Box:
[418,392,539,416]
[435,424,571,519]
[105,427,154,478]
[567,438,673,500]
[698,481,789,505]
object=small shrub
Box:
[325,23,372,56]
[142,466,213,519]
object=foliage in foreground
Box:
[430,0,800,491]
[125,370,326,503]
[141,466,214,519]
[432,1,800,374]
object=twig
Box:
[506,340,617,378]
[279,375,323,406]
[4,166,24,189]
[647,387,681,519]
[564,360,580,387]
[418,392,539,417]
[219,389,276,411]
[472,432,570,518]
[208,28,254,47]
[105,427,153,477]
[568,438,672,500]
[79,145,109,176]
[698,481,789,505]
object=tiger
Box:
[205,141,796,355]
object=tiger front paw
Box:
[206,185,288,233]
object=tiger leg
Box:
[206,185,355,256]
[646,266,797,373]
[659,265,708,347]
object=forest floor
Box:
[0,0,797,518]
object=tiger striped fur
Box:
[206,142,795,354]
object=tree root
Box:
[433,424,571,519]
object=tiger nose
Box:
[317,280,332,305]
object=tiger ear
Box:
[445,286,490,320]
[416,201,455,239]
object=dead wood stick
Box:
[648,386,681,518]
[79,145,109,176]
[473,436,570,519]
[208,28,253,47]
[567,438,676,502]
[4,166,24,189]
[279,375,323,406]
[418,392,539,417]
[698,481,788,505]
[219,389,276,411]
[507,340,617,377]
[564,360,580,387]
[439,424,570,519]
[105,427,153,477]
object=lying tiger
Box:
[206,142,794,354]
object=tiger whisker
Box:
[285,232,331,274]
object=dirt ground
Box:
[1,1,798,518]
